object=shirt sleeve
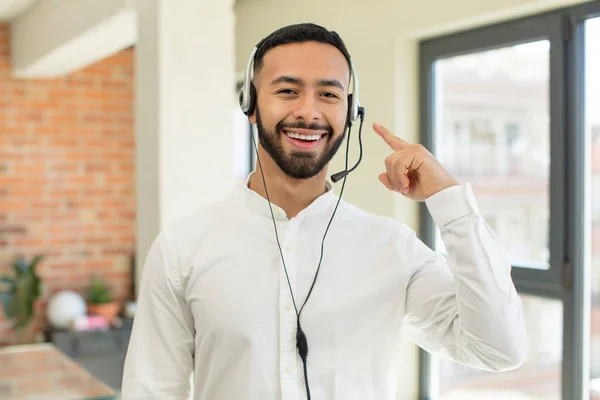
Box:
[121,231,195,399]
[400,183,529,371]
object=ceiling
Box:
[0,0,252,23]
[0,0,40,22]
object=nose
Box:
[292,91,323,123]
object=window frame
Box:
[417,1,600,399]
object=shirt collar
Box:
[242,172,336,220]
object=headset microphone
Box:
[331,106,366,183]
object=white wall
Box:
[234,0,592,398]
[135,0,237,284]
[10,0,136,78]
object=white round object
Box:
[46,290,87,330]
[124,301,137,318]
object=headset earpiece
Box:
[346,59,360,127]
[239,83,257,117]
[239,47,259,116]
[247,84,257,116]
[346,94,354,128]
[238,89,245,111]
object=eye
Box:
[277,89,297,95]
[321,92,340,99]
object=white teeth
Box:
[285,131,322,141]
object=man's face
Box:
[250,41,350,180]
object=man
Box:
[122,23,528,400]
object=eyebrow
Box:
[269,75,345,90]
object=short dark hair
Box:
[253,23,352,75]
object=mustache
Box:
[276,120,334,135]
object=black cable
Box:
[250,110,365,399]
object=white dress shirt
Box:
[121,175,528,400]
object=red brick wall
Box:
[0,24,135,344]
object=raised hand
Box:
[374,123,459,201]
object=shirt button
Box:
[285,303,293,312]
[285,365,292,375]
[285,245,292,253]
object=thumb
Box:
[373,123,409,152]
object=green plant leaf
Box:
[28,255,44,275]
[12,259,22,277]
[31,275,41,299]
[15,276,33,327]
[87,276,113,304]
[0,291,16,319]
[3,256,44,331]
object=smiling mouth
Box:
[283,129,326,149]
[284,130,324,141]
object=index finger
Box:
[373,123,411,151]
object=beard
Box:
[255,107,346,180]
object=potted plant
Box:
[0,255,44,345]
[86,276,120,324]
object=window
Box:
[419,2,600,399]
[434,40,551,268]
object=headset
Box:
[239,46,362,126]
[238,40,366,400]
